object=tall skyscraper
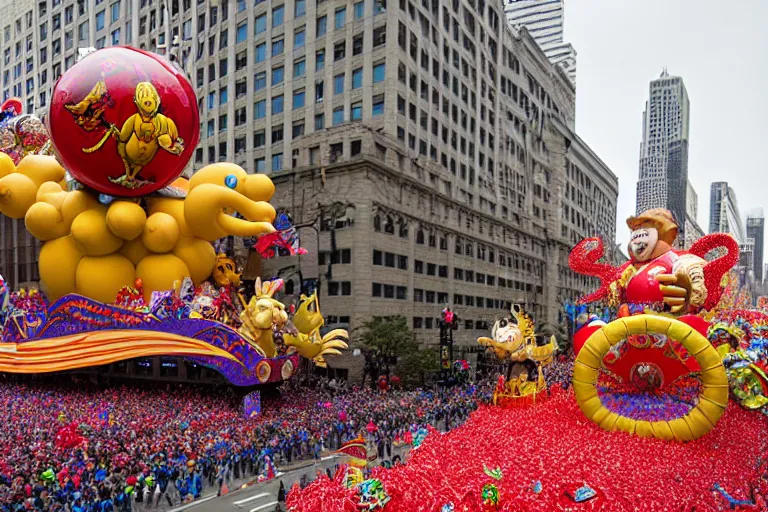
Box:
[503,0,576,88]
[709,182,745,244]
[746,209,765,282]
[636,70,700,247]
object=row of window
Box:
[371,283,408,300]
[327,281,352,296]
[413,289,511,310]
[372,250,408,270]
[319,249,352,265]
[413,317,490,331]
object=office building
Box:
[709,181,745,244]
[503,0,576,87]
[636,70,701,247]
[747,209,765,282]
[0,0,618,346]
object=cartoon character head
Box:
[626,208,678,263]
[134,82,160,118]
[488,304,527,355]
[212,254,241,287]
[291,291,324,334]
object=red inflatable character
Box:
[569,208,739,387]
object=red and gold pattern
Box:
[48,46,199,197]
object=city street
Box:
[173,446,412,512]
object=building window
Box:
[333,73,344,95]
[254,100,266,118]
[352,34,363,55]
[272,66,284,85]
[334,7,346,29]
[255,71,267,91]
[293,89,305,108]
[254,130,265,147]
[351,102,362,120]
[256,43,267,62]
[373,26,386,46]
[272,152,283,171]
[236,21,247,43]
[373,62,385,83]
[316,49,325,70]
[295,0,306,17]
[272,95,284,114]
[372,95,384,116]
[294,28,305,48]
[272,39,284,56]
[413,317,423,329]
[328,281,351,296]
[111,2,120,23]
[315,113,325,129]
[294,59,306,77]
[255,157,266,173]
[354,1,364,19]
[111,29,120,45]
[255,14,266,34]
[95,11,105,30]
[316,15,326,36]
[332,107,344,125]
[272,5,285,27]
[352,68,362,89]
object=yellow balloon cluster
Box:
[0,154,277,303]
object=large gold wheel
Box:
[573,314,728,441]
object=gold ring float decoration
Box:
[573,314,728,441]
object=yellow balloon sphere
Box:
[120,237,150,266]
[71,209,124,256]
[0,152,15,179]
[142,212,180,253]
[136,254,190,301]
[106,201,147,241]
[174,237,216,285]
[0,173,37,219]
[16,155,66,185]
[75,254,136,304]
[38,236,84,300]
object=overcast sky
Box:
[564,0,768,255]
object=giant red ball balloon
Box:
[48,46,200,197]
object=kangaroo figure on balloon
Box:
[569,208,739,441]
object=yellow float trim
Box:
[573,314,728,441]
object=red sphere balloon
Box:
[48,46,200,197]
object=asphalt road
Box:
[174,445,413,512]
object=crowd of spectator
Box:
[0,374,491,512]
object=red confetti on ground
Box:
[288,388,768,511]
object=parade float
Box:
[569,208,740,440]
[0,46,347,385]
[477,304,557,405]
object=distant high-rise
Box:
[747,209,765,282]
[709,182,745,244]
[504,0,576,87]
[636,70,698,247]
